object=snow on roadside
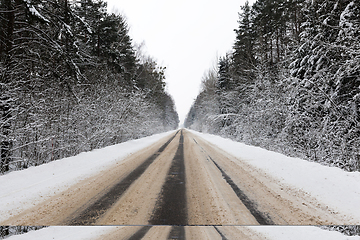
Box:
[249,226,360,240]
[4,226,360,239]
[189,130,360,223]
[5,226,116,240]
[0,131,175,222]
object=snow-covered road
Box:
[0,129,359,238]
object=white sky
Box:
[106,0,254,125]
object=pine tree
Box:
[233,0,255,79]
[96,13,137,86]
[216,55,238,130]
[252,0,289,65]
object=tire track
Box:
[192,138,274,225]
[65,131,179,225]
[149,130,187,225]
[214,226,228,240]
[167,226,186,240]
[127,226,152,240]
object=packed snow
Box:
[190,130,360,223]
[0,131,176,222]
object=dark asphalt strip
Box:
[192,138,274,225]
[127,226,152,240]
[167,226,186,240]
[65,131,179,225]
[149,130,187,225]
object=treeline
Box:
[0,0,179,173]
[185,0,360,171]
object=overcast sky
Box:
[106,0,254,125]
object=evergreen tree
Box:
[216,56,238,130]
[252,0,289,65]
[96,13,136,86]
[233,0,255,79]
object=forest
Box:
[185,0,360,171]
[0,0,179,173]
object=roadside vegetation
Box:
[185,0,360,172]
[0,0,179,173]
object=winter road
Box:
[1,129,346,227]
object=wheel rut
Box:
[65,131,179,225]
[214,226,228,240]
[167,226,186,239]
[192,137,273,225]
[127,226,152,240]
[149,130,187,225]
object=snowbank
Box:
[250,226,360,240]
[5,226,115,240]
[0,131,175,222]
[190,130,360,223]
